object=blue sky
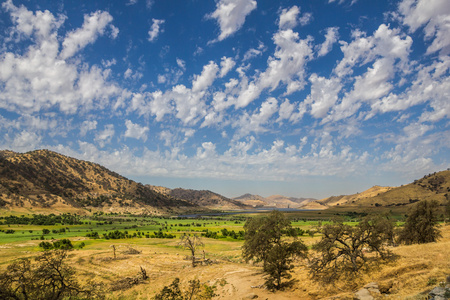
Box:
[0,0,449,199]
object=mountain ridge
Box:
[0,149,194,214]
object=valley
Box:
[0,150,449,299]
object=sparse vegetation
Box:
[309,215,396,283]
[0,250,104,300]
[398,200,442,244]
[242,210,308,290]
[179,234,204,267]
[152,277,217,300]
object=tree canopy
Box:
[242,210,308,290]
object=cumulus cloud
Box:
[398,0,450,56]
[279,6,300,30]
[124,120,149,141]
[236,28,313,108]
[0,2,123,114]
[316,27,339,57]
[208,0,257,42]
[192,61,219,92]
[219,57,235,77]
[95,124,115,147]
[60,11,115,59]
[234,97,278,138]
[148,19,164,42]
[80,120,97,136]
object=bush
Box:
[243,210,308,290]
[153,277,217,300]
[39,239,74,250]
[309,215,396,283]
[0,250,104,299]
[398,200,442,244]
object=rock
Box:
[364,282,381,294]
[243,293,258,299]
[428,286,449,300]
[354,288,374,300]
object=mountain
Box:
[148,186,250,210]
[233,193,316,208]
[302,170,450,210]
[0,149,193,214]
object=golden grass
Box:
[0,225,448,299]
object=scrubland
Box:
[0,214,448,299]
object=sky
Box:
[0,0,449,199]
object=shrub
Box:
[243,210,308,290]
[309,215,396,283]
[398,200,442,244]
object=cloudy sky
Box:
[0,0,449,199]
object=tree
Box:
[398,200,442,244]
[309,215,396,283]
[242,210,308,290]
[153,278,217,300]
[179,234,204,267]
[0,250,104,300]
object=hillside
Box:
[148,186,249,210]
[234,193,316,208]
[302,170,450,210]
[0,149,193,214]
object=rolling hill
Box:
[233,193,316,208]
[0,149,194,214]
[148,186,250,210]
[302,170,450,211]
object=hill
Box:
[148,186,249,210]
[234,193,316,208]
[0,149,193,214]
[302,170,450,210]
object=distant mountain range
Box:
[0,149,448,214]
[233,193,316,208]
[147,186,250,210]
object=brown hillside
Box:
[0,149,193,214]
[167,188,250,210]
[303,170,450,210]
[234,193,316,208]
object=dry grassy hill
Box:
[148,185,249,210]
[302,170,450,211]
[234,193,316,208]
[0,149,193,214]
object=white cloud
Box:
[11,131,42,152]
[148,19,165,42]
[299,12,312,26]
[234,97,278,138]
[208,0,257,42]
[219,57,235,77]
[124,120,149,141]
[334,24,412,78]
[316,27,339,57]
[80,120,97,136]
[95,124,115,147]
[398,0,450,56]
[236,28,313,108]
[60,11,114,59]
[176,58,186,70]
[279,6,300,30]
[192,61,219,92]
[305,74,342,119]
[370,57,450,122]
[0,2,123,115]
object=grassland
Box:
[0,211,448,299]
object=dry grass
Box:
[0,225,448,299]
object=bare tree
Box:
[179,234,204,267]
